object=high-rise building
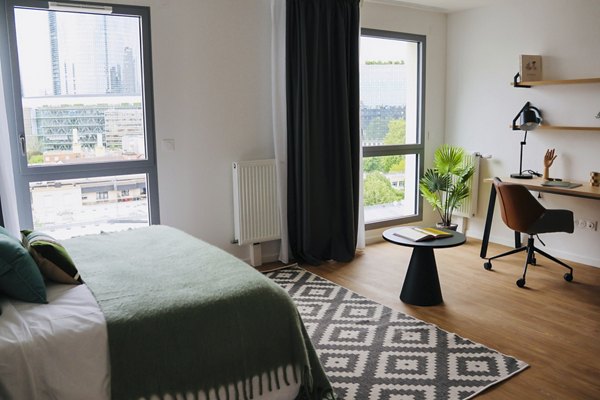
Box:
[122,47,137,94]
[110,65,122,93]
[47,11,141,96]
[49,12,61,96]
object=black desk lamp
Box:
[511,101,542,179]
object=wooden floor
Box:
[291,239,600,399]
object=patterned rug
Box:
[265,267,528,400]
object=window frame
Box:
[361,28,426,230]
[1,0,159,230]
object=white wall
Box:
[63,0,278,261]
[361,1,448,243]
[152,0,277,260]
[446,0,600,266]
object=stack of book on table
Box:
[394,227,453,242]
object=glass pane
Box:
[15,8,146,166]
[360,36,419,146]
[363,154,418,224]
[29,174,149,239]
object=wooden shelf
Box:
[511,74,600,131]
[513,125,600,131]
[512,77,600,87]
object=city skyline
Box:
[15,7,146,162]
[16,8,142,98]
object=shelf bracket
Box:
[513,72,531,88]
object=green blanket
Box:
[65,226,334,400]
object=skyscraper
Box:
[122,47,137,94]
[47,11,141,96]
[49,12,61,96]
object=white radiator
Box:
[232,159,281,246]
[453,153,481,218]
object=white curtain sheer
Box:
[356,5,365,251]
[270,0,289,263]
[357,146,366,250]
[0,72,20,235]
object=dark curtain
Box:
[286,0,360,265]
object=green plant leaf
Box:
[419,144,476,225]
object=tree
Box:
[363,157,383,173]
[27,151,44,165]
[384,119,406,145]
[362,118,408,205]
[363,172,404,206]
[363,116,390,142]
[388,156,405,173]
[379,119,407,172]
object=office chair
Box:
[483,177,574,287]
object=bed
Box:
[0,225,333,400]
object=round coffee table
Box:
[383,227,466,306]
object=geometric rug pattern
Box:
[266,267,528,400]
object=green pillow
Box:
[21,230,82,285]
[0,226,47,304]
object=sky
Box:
[360,36,412,64]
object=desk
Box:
[383,227,466,306]
[480,177,600,259]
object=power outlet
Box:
[574,219,598,231]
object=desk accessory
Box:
[542,149,556,180]
[591,172,600,187]
[511,102,542,179]
[541,180,582,189]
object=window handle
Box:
[19,133,26,156]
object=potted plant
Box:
[419,144,475,230]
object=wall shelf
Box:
[512,76,600,87]
[511,73,600,130]
[510,72,600,88]
[513,124,600,132]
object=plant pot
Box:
[436,222,458,231]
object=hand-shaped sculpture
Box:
[543,148,557,180]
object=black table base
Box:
[400,247,443,306]
[383,226,465,307]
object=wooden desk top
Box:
[485,177,600,200]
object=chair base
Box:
[484,236,573,287]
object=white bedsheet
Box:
[0,283,109,400]
[0,285,299,400]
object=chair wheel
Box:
[483,261,492,270]
[516,278,526,288]
[564,273,573,282]
[527,255,537,265]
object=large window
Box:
[360,29,425,229]
[2,0,158,237]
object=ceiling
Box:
[368,0,496,13]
